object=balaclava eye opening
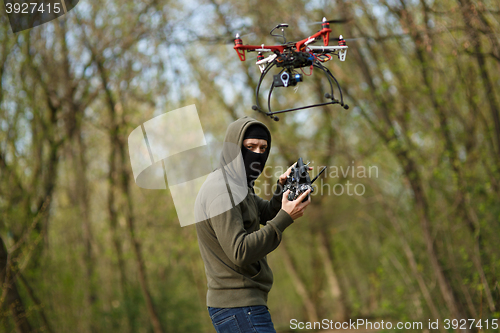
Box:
[241,124,269,188]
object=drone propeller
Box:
[197,32,255,45]
[330,36,362,42]
[308,18,350,25]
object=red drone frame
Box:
[233,17,349,121]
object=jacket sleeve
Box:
[253,181,284,225]
[207,193,293,267]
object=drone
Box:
[234,17,350,121]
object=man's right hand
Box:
[281,189,311,220]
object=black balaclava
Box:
[241,124,270,187]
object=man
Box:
[195,116,311,333]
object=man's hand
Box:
[281,189,311,220]
[278,163,312,185]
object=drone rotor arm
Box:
[295,25,332,51]
[308,45,348,52]
[235,44,284,52]
[309,45,348,61]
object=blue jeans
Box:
[208,306,276,333]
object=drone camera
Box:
[281,72,289,87]
[273,72,303,88]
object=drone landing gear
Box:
[252,62,348,121]
[322,92,349,110]
[252,100,347,121]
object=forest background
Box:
[0,0,499,332]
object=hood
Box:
[194,116,271,224]
[223,116,272,149]
[219,116,271,183]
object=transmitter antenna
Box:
[311,166,327,184]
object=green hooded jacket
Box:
[195,116,294,308]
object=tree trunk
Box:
[117,98,166,333]
[334,0,466,320]
[280,244,318,323]
[96,57,136,333]
[76,128,98,332]
[402,2,496,313]
[459,0,500,155]
[0,237,32,333]
[18,273,54,333]
[317,232,348,322]
[374,189,445,331]
[93,46,165,333]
